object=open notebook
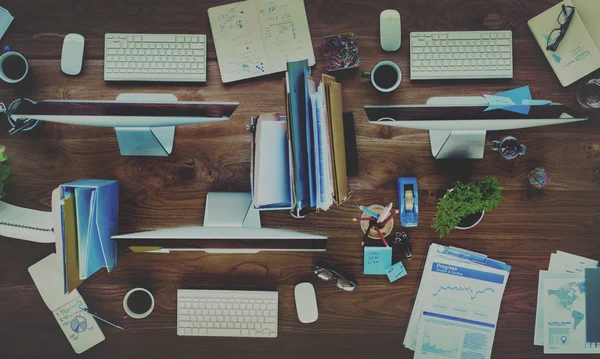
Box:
[0,201,54,243]
[528,0,600,87]
[208,0,315,83]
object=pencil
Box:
[377,202,393,223]
[353,217,374,221]
[379,209,399,226]
[362,221,375,246]
[358,205,379,219]
[374,226,390,247]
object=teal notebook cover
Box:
[286,59,311,215]
[585,268,600,342]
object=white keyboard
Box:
[177,289,278,338]
[104,33,207,82]
[410,31,513,80]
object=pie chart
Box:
[70,316,87,333]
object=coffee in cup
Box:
[0,49,28,84]
[123,288,154,319]
[362,60,402,92]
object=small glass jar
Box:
[491,136,526,160]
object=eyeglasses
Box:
[546,5,575,52]
[313,265,357,292]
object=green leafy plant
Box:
[0,146,11,200]
[432,176,503,238]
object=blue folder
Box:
[60,179,119,282]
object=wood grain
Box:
[0,0,599,358]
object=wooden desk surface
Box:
[1,0,599,358]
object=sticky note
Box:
[364,246,392,275]
[386,261,407,282]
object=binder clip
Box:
[392,232,413,260]
[398,177,418,227]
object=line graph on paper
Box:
[421,328,460,359]
[433,285,496,300]
[268,22,296,41]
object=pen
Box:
[79,307,124,330]
[379,209,399,226]
[374,226,390,247]
[358,205,379,219]
[353,217,374,221]
[362,221,375,246]
[377,202,393,223]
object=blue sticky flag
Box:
[364,246,392,275]
[386,261,407,282]
[485,86,532,115]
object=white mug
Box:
[123,288,155,319]
[0,50,28,83]
[362,60,402,92]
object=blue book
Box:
[286,59,311,215]
[60,179,119,287]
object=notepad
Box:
[0,201,54,243]
[364,246,392,275]
[208,0,315,83]
[528,0,600,86]
[29,253,104,354]
[386,261,407,282]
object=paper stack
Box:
[534,251,600,354]
[404,243,511,359]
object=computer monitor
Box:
[112,192,327,253]
[364,96,588,159]
[10,93,239,156]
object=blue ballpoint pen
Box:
[79,307,124,330]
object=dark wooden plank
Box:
[0,0,599,358]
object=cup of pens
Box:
[355,203,398,244]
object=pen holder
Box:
[360,205,394,240]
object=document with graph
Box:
[404,244,511,359]
[208,0,315,83]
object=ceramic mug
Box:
[361,60,402,92]
[0,47,29,83]
[123,288,155,319]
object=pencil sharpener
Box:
[398,177,418,227]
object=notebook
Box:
[0,201,54,243]
[208,0,315,83]
[528,0,600,87]
[57,179,119,293]
[29,253,105,354]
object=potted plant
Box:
[0,146,10,199]
[432,176,503,238]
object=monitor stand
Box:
[203,192,261,229]
[115,93,177,156]
[426,96,489,159]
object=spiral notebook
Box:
[0,201,54,243]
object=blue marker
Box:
[358,205,379,219]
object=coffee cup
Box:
[0,47,29,84]
[361,60,402,92]
[123,288,155,319]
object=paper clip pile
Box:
[323,32,360,72]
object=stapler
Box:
[398,177,418,227]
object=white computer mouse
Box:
[294,282,318,324]
[61,33,85,75]
[380,9,401,51]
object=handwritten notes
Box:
[386,261,407,282]
[208,0,315,83]
[364,246,392,275]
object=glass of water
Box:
[576,78,600,109]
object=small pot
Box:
[444,188,485,230]
[456,211,485,230]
